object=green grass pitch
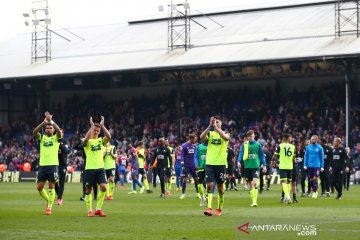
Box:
[0,183,359,240]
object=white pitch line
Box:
[296,219,360,225]
[317,229,360,233]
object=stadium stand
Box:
[0,81,359,177]
[0,1,359,182]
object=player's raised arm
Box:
[200,117,214,140]
[33,117,48,138]
[100,116,111,144]
[213,123,230,141]
[82,117,94,145]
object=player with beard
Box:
[303,135,324,199]
[150,138,172,198]
[330,138,349,200]
[33,111,62,215]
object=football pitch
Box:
[0,183,359,240]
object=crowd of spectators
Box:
[1,81,360,173]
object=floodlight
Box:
[24,21,29,26]
[158,5,164,12]
[44,9,49,15]
[32,20,40,25]
[171,4,177,10]
[23,13,30,18]
[183,3,190,10]
[44,18,51,25]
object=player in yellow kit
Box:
[33,111,62,215]
[137,141,152,193]
[200,116,230,216]
[164,138,174,195]
[83,116,111,217]
[271,132,296,204]
[104,142,117,200]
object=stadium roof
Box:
[0,1,359,80]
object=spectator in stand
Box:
[0,82,359,180]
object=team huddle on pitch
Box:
[34,112,350,217]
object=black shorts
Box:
[105,168,116,179]
[226,165,234,175]
[244,168,260,181]
[138,168,146,175]
[279,169,292,181]
[197,170,206,183]
[37,166,58,183]
[205,165,226,184]
[85,169,107,187]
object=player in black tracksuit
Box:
[55,133,68,205]
[331,138,349,200]
[259,144,272,193]
[343,147,354,191]
[320,138,332,197]
[150,138,172,198]
[225,146,237,191]
[298,139,310,197]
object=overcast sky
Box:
[0,0,327,43]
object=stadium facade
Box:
[0,0,359,144]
